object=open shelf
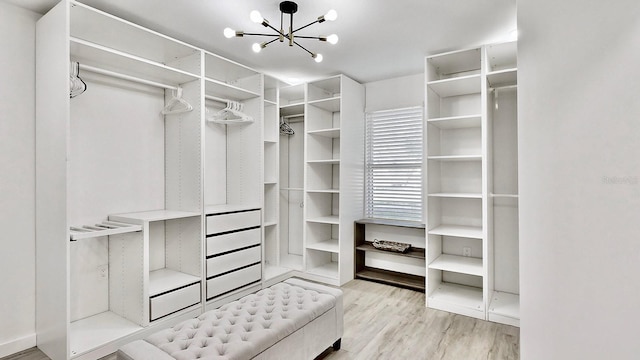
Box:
[428,193,482,199]
[308,97,341,112]
[487,68,518,87]
[306,261,338,279]
[427,48,481,78]
[307,189,340,194]
[149,268,200,297]
[428,282,484,312]
[110,209,200,223]
[427,155,482,161]
[355,218,425,229]
[488,291,520,326]
[356,242,425,259]
[308,128,341,138]
[205,78,261,101]
[356,267,425,292]
[69,311,142,357]
[306,239,339,253]
[429,254,483,276]
[70,38,199,86]
[307,159,340,165]
[427,74,482,97]
[428,224,483,239]
[280,103,305,117]
[307,216,339,225]
[427,115,482,129]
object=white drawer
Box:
[207,228,261,256]
[207,264,261,299]
[150,282,200,321]
[207,246,261,277]
[206,210,261,235]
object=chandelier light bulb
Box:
[250,10,263,23]
[314,53,323,63]
[252,43,263,53]
[223,27,236,39]
[325,9,337,21]
[326,34,339,44]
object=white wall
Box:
[519,1,640,359]
[0,2,40,357]
[365,73,423,112]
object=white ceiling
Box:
[7,0,517,83]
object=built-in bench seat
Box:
[117,278,343,360]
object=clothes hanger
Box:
[162,87,193,115]
[279,117,295,135]
[69,61,87,98]
[209,100,254,123]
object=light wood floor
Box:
[3,280,519,360]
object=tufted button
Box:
[263,314,272,320]
[246,316,255,322]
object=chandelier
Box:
[223,1,338,63]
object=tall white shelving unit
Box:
[425,42,519,325]
[36,1,203,359]
[485,41,519,327]
[202,51,264,308]
[277,84,306,274]
[425,48,487,320]
[304,75,365,286]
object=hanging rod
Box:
[490,84,518,91]
[283,113,304,119]
[79,64,179,90]
[204,94,232,104]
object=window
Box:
[365,107,423,221]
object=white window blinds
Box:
[365,107,423,221]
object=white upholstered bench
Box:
[117,278,343,360]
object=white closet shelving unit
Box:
[36,1,203,359]
[277,84,306,273]
[485,41,519,327]
[202,51,264,308]
[425,42,520,325]
[304,75,365,286]
[425,48,487,320]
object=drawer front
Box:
[207,228,261,256]
[207,246,261,277]
[206,210,261,235]
[150,283,200,321]
[207,264,261,299]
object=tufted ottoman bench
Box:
[117,278,343,360]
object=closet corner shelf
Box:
[264,180,278,185]
[109,209,200,224]
[427,74,481,97]
[264,99,277,106]
[307,189,340,194]
[428,224,483,239]
[427,115,482,129]
[279,103,305,117]
[428,254,483,276]
[263,221,277,227]
[428,193,482,199]
[490,193,519,199]
[306,215,340,225]
[264,139,278,144]
[356,241,425,260]
[69,221,142,241]
[204,77,261,101]
[427,155,482,161]
[307,97,341,112]
[306,239,339,253]
[307,128,341,138]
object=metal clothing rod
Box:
[283,113,304,119]
[490,84,518,91]
[204,95,232,104]
[79,64,179,90]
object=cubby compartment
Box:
[305,192,339,224]
[486,41,518,87]
[307,102,340,132]
[204,52,261,98]
[427,160,482,196]
[307,76,341,102]
[306,248,339,279]
[306,222,339,253]
[264,102,278,143]
[264,184,278,225]
[307,163,340,192]
[307,134,340,162]
[264,142,278,183]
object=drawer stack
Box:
[205,208,262,299]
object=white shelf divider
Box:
[427,74,482,97]
[427,155,482,161]
[427,115,482,129]
[69,311,142,357]
[306,216,340,225]
[427,193,483,199]
[428,224,483,239]
[149,268,200,297]
[306,239,339,253]
[428,254,483,276]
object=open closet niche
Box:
[36,1,203,359]
[276,84,306,275]
[485,41,519,327]
[202,52,264,308]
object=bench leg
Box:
[332,339,342,351]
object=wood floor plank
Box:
[6,280,519,360]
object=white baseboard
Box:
[0,333,36,358]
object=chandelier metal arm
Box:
[292,19,321,34]
[292,40,314,56]
[294,35,326,41]
[243,33,280,37]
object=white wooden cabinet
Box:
[424,42,519,325]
